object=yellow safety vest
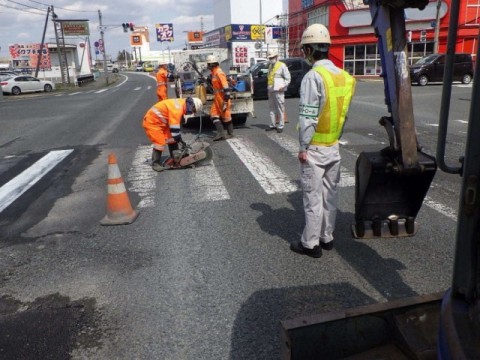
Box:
[267,61,284,86]
[310,66,356,146]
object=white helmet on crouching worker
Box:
[301,24,331,64]
[186,97,203,114]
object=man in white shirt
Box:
[265,49,291,133]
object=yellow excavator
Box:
[281,0,480,357]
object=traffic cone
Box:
[100,153,138,226]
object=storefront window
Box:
[408,42,434,64]
[344,44,381,75]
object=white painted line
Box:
[426,123,439,127]
[456,120,468,124]
[266,132,355,188]
[423,196,457,221]
[227,137,298,194]
[191,164,230,202]
[0,150,74,213]
[95,89,108,93]
[127,145,156,208]
[69,92,82,96]
[147,86,152,90]
[134,87,141,91]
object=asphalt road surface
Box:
[0,73,472,359]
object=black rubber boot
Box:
[168,143,179,158]
[225,122,234,138]
[213,120,226,141]
[151,149,164,172]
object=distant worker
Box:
[156,61,170,101]
[265,49,291,133]
[143,97,203,172]
[206,54,234,141]
[290,24,356,258]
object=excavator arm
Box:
[352,0,437,239]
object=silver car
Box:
[0,75,55,95]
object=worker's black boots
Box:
[225,122,234,138]
[213,120,226,141]
[151,149,164,172]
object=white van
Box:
[250,57,267,67]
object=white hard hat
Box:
[267,49,278,59]
[301,24,331,45]
[191,97,203,112]
[206,55,219,64]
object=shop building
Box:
[288,0,480,76]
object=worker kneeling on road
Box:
[206,54,234,141]
[290,24,356,258]
[142,97,203,172]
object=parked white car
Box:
[0,75,55,95]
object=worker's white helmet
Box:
[266,49,278,59]
[191,97,203,112]
[301,24,331,45]
[206,55,219,64]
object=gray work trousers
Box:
[300,144,341,249]
[268,90,285,129]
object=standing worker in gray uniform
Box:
[265,49,291,133]
[290,24,356,258]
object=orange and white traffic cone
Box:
[100,153,138,226]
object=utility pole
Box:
[98,9,109,85]
[35,6,50,78]
[433,0,442,53]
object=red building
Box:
[288,0,479,75]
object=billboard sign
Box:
[8,43,51,70]
[156,23,174,42]
[61,20,90,36]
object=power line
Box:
[0,3,45,15]
[5,0,44,11]
[28,0,97,12]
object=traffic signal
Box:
[122,22,134,32]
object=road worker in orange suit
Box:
[155,62,170,101]
[143,97,204,172]
[206,54,233,141]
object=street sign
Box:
[94,41,99,47]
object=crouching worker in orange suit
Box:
[142,97,204,172]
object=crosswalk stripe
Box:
[0,150,73,213]
[266,133,355,187]
[227,137,298,194]
[127,146,156,208]
[190,164,230,202]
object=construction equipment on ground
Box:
[172,48,254,126]
[281,0,480,357]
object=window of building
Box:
[345,42,436,75]
[307,6,329,27]
[344,44,382,76]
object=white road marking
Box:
[456,120,468,124]
[134,87,142,91]
[423,196,457,221]
[191,164,230,202]
[227,137,298,194]
[0,150,74,213]
[69,92,82,96]
[147,86,152,90]
[95,89,108,93]
[266,133,355,187]
[127,146,156,208]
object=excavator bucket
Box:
[352,149,437,239]
[281,292,443,359]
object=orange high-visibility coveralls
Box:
[210,66,231,122]
[142,98,186,151]
[156,67,169,101]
